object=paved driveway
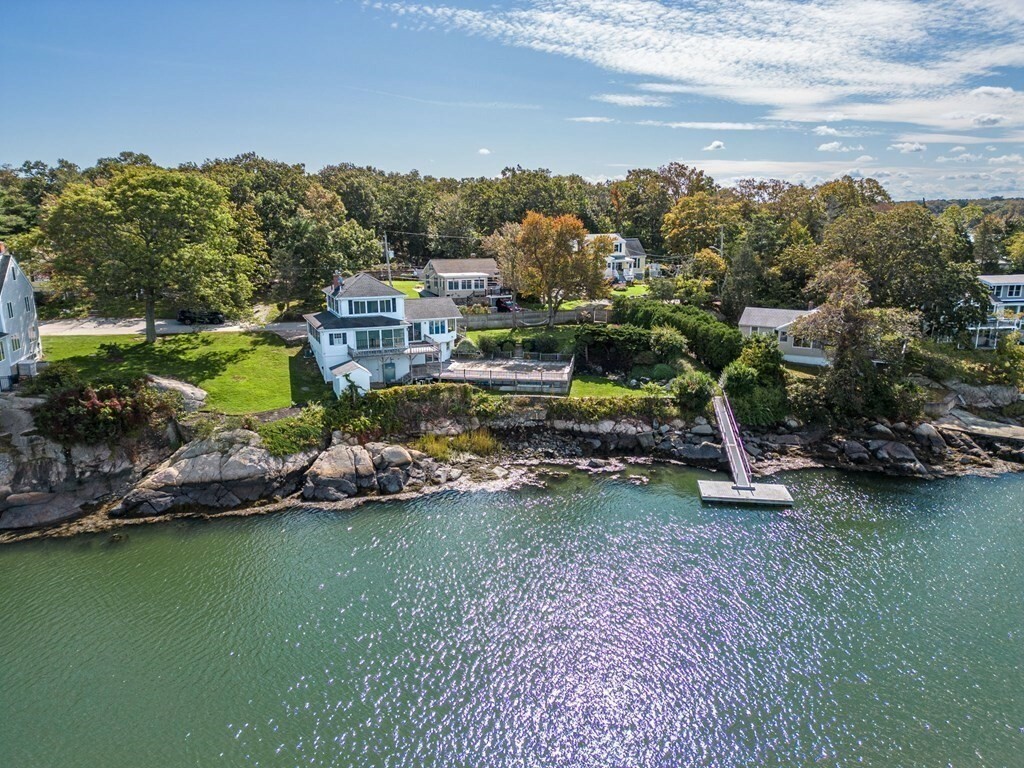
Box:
[40,317,305,338]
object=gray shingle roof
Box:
[980,274,1024,285]
[426,258,499,276]
[738,306,813,330]
[403,297,460,321]
[304,312,405,331]
[623,237,646,258]
[330,360,370,376]
[323,272,404,299]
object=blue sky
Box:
[3,0,1024,199]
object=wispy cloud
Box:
[376,0,1024,132]
[592,93,671,107]
[703,140,725,151]
[567,116,617,123]
[478,148,491,155]
[637,120,777,131]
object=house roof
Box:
[738,306,813,330]
[330,360,370,376]
[304,311,405,331]
[980,274,1024,286]
[623,237,646,258]
[426,258,499,276]
[322,272,404,299]
[404,297,461,321]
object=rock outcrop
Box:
[147,376,208,413]
[112,429,318,517]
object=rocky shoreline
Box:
[2,393,1022,544]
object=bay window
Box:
[355,328,404,350]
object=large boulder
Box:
[147,375,208,413]
[112,430,317,517]
[943,380,1022,410]
[911,422,947,454]
[376,467,406,495]
[302,444,376,501]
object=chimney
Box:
[0,242,6,255]
[332,271,342,289]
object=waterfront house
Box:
[584,234,647,282]
[967,274,1024,349]
[0,243,41,389]
[422,258,504,301]
[738,306,827,366]
[304,272,459,396]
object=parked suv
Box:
[177,309,226,325]
[495,298,522,313]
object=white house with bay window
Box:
[422,258,503,300]
[0,243,41,388]
[584,233,647,282]
[304,272,459,396]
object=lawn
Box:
[569,374,637,397]
[43,332,331,414]
[467,325,579,353]
[391,280,424,299]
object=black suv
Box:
[177,309,226,325]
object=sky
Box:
[2,0,1024,200]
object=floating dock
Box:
[698,396,793,506]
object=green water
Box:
[2,468,1023,767]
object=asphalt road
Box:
[39,317,306,339]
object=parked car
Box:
[177,309,226,325]
[495,298,522,313]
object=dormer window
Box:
[1008,285,1022,298]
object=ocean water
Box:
[1,467,1022,767]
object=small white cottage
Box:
[0,243,41,388]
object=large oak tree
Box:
[44,166,254,342]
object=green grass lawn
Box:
[569,374,637,397]
[43,332,331,414]
[391,280,423,298]
[782,362,822,380]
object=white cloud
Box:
[592,93,671,108]
[854,155,876,163]
[950,145,967,152]
[989,153,1024,164]
[889,141,927,153]
[936,152,983,163]
[566,116,617,123]
[813,125,841,136]
[637,120,776,131]
[478,148,491,155]
[818,141,865,152]
[703,140,725,151]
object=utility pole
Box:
[382,233,394,285]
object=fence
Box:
[459,306,611,330]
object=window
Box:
[328,332,346,346]
[308,323,321,342]
[460,279,473,290]
[348,298,394,315]
[779,331,789,342]
[447,280,459,291]
[994,286,1004,297]
[428,319,447,335]
[1008,285,1022,298]
[409,323,423,342]
[23,296,31,312]
[473,278,485,290]
[614,242,622,253]
[5,302,11,319]
[354,328,404,350]
[0,340,5,362]
[793,336,813,349]
[11,336,21,352]
[9,267,15,281]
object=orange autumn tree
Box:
[515,212,610,326]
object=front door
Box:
[383,361,396,383]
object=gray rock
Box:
[911,422,947,453]
[843,440,870,462]
[376,467,406,494]
[0,492,84,530]
[690,424,715,436]
[874,440,917,463]
[869,423,895,439]
[379,445,413,467]
[148,375,208,412]
[676,442,723,463]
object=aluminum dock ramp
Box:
[697,396,793,506]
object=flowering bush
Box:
[34,380,180,444]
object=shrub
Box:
[454,337,482,358]
[647,278,677,301]
[731,384,787,427]
[34,381,179,445]
[995,332,1024,388]
[650,325,690,361]
[738,333,786,385]
[669,370,716,414]
[548,395,673,422]
[413,432,451,461]
[19,361,83,396]
[650,363,677,381]
[256,405,326,457]
[574,324,655,373]
[525,333,561,354]
[788,378,834,425]
[721,361,758,398]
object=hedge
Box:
[612,297,742,370]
